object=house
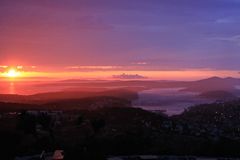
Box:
[52,150,64,160]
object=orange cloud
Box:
[65,65,123,71]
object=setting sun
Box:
[6,69,20,78]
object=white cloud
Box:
[215,18,235,24]
[210,35,240,46]
[131,62,148,65]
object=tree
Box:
[17,111,36,135]
[90,118,105,133]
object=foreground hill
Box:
[2,99,240,159]
[0,96,131,113]
[177,99,240,127]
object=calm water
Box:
[0,82,69,95]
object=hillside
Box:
[3,99,240,159]
[183,77,240,92]
[0,89,138,104]
[0,96,131,113]
[198,90,237,100]
[178,99,240,125]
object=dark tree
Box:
[90,118,106,133]
[17,111,36,135]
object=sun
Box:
[6,69,20,78]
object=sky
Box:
[0,0,240,80]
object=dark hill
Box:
[199,90,237,100]
[45,96,131,110]
[178,99,240,125]
[183,77,240,92]
[0,96,132,112]
[0,89,138,104]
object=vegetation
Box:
[1,97,240,159]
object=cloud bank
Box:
[112,73,147,79]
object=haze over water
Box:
[0,80,217,116]
[133,88,214,115]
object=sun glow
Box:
[5,69,20,78]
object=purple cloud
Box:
[112,73,147,79]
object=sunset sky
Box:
[1,0,240,80]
